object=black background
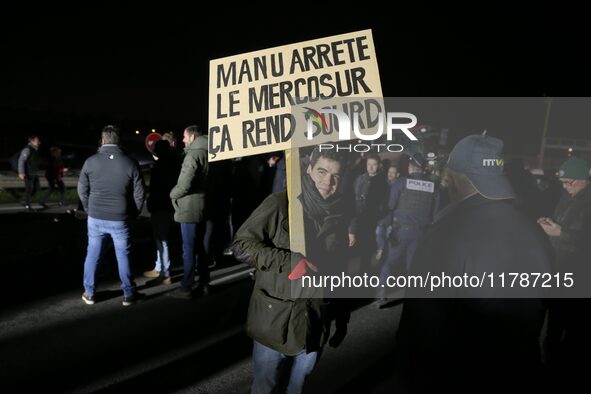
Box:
[1,3,589,155]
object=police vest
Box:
[396,177,436,224]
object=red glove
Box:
[288,259,318,280]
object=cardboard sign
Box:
[208,29,383,161]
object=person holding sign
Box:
[232,147,351,394]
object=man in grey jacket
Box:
[17,135,41,210]
[168,125,210,299]
[77,125,145,306]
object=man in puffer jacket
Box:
[78,125,145,307]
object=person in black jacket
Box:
[143,140,181,285]
[395,134,553,394]
[77,125,145,307]
[350,153,388,275]
[40,146,67,208]
[538,157,591,390]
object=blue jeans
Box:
[378,226,423,297]
[375,223,392,252]
[152,211,173,277]
[180,222,209,290]
[251,341,318,394]
[83,217,136,297]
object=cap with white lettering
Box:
[447,132,515,199]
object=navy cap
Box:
[447,133,515,199]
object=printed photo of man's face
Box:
[307,156,342,199]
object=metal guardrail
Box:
[0,172,80,189]
[0,167,151,189]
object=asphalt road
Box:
[0,204,570,393]
[0,202,410,393]
[0,268,403,393]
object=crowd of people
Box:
[233,133,590,393]
[12,125,591,393]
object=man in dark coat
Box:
[395,134,553,394]
[350,152,388,274]
[538,156,591,390]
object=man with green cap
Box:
[538,156,591,387]
[538,156,591,248]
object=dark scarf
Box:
[298,173,344,225]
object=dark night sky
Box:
[1,4,589,155]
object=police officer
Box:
[374,152,440,306]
